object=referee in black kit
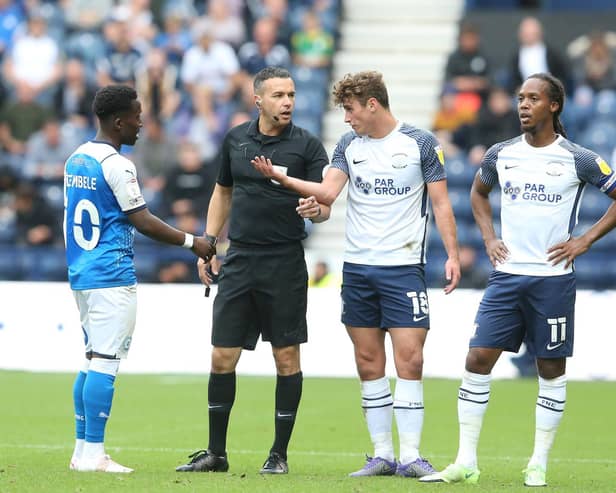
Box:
[175,67,330,475]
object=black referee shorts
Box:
[212,241,308,350]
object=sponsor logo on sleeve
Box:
[435,145,445,166]
[596,156,612,175]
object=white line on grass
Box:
[1,443,615,465]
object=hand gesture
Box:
[296,196,321,219]
[191,235,217,261]
[547,236,591,269]
[485,238,509,267]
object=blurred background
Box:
[0,0,615,290]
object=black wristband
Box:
[204,234,218,247]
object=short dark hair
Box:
[253,66,292,94]
[92,85,138,121]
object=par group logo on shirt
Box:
[503,181,521,200]
[354,175,372,195]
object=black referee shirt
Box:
[217,118,328,245]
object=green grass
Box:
[0,371,614,492]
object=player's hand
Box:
[547,236,591,269]
[485,238,509,267]
[197,256,220,286]
[296,196,321,218]
[251,155,285,182]
[443,256,461,294]
[192,235,216,261]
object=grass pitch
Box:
[0,371,614,492]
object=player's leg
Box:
[256,243,307,474]
[389,327,434,477]
[341,263,396,476]
[522,274,573,487]
[177,246,253,473]
[421,272,524,484]
[258,344,302,474]
[75,285,136,473]
[70,358,89,470]
[377,264,434,477]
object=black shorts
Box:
[212,241,308,350]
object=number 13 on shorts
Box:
[407,291,429,317]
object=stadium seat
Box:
[0,245,23,280]
[592,90,616,119]
[446,156,476,188]
[291,66,329,89]
[448,187,474,221]
[578,120,616,158]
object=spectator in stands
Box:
[63,0,113,32]
[185,85,224,163]
[308,260,337,287]
[119,0,157,52]
[238,17,291,77]
[571,31,616,93]
[131,116,177,209]
[457,244,489,289]
[246,0,291,45]
[444,21,491,106]
[180,19,240,107]
[203,0,246,49]
[0,0,25,63]
[135,47,181,123]
[23,118,80,187]
[291,9,334,69]
[465,86,519,162]
[54,59,97,133]
[0,83,52,161]
[432,86,477,157]
[156,205,204,283]
[3,9,63,104]
[153,6,192,67]
[509,17,570,94]
[96,13,142,86]
[0,164,17,243]
[14,181,60,246]
[162,140,217,219]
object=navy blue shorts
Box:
[472,271,575,358]
[341,262,430,329]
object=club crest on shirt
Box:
[391,152,409,169]
[596,157,612,175]
[545,161,565,176]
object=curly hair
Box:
[332,71,390,109]
[92,85,138,121]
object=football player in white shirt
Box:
[64,85,214,473]
[252,71,461,478]
[420,73,616,487]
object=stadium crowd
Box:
[0,0,338,282]
[2,0,616,289]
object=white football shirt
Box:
[479,134,616,276]
[331,122,446,266]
